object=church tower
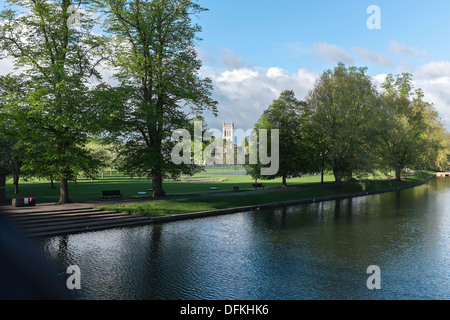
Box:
[222,121,234,145]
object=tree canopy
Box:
[96,0,218,197]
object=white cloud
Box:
[415,60,450,78]
[218,47,250,69]
[312,42,354,65]
[372,73,388,89]
[266,67,288,78]
[202,65,319,131]
[389,40,428,57]
[411,61,450,130]
[216,68,259,83]
[197,46,253,70]
[352,47,392,67]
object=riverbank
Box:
[96,171,436,222]
[1,172,436,238]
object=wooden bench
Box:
[252,183,265,189]
[102,190,123,199]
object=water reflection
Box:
[33,178,450,300]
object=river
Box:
[33,177,450,300]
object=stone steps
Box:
[2,207,154,238]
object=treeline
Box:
[0,0,217,203]
[249,63,450,186]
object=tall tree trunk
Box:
[395,167,402,181]
[333,169,343,187]
[281,175,287,188]
[13,173,19,194]
[0,174,6,203]
[152,169,166,197]
[59,177,72,204]
[50,175,55,189]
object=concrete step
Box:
[15,213,141,229]
[2,207,100,217]
[23,217,154,238]
[19,213,151,231]
[4,206,155,238]
[8,211,127,225]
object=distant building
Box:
[221,122,247,165]
[222,122,235,164]
[222,121,234,145]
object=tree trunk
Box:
[395,167,402,181]
[333,169,343,187]
[13,173,19,195]
[321,170,324,184]
[281,175,287,188]
[152,170,166,198]
[0,174,6,203]
[50,175,55,189]
[58,177,72,204]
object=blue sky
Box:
[197,0,450,74]
[194,0,450,131]
[1,0,449,131]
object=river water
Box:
[33,177,450,300]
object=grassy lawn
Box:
[95,171,435,217]
[3,170,434,216]
[4,171,335,203]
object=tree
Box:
[0,76,22,200]
[306,63,381,185]
[0,0,110,203]
[0,138,16,203]
[378,74,447,179]
[85,137,118,178]
[97,0,217,197]
[249,90,314,187]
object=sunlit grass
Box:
[4,171,335,203]
[96,171,435,217]
[4,169,433,209]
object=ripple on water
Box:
[33,179,450,300]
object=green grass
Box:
[4,169,434,214]
[95,171,435,217]
[4,171,335,203]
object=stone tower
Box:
[222,121,234,145]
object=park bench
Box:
[252,183,265,189]
[102,190,123,199]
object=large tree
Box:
[249,90,317,187]
[306,63,381,185]
[0,0,109,203]
[97,0,217,197]
[379,73,447,179]
[0,99,25,200]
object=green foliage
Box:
[378,73,447,179]
[247,90,318,187]
[96,0,217,197]
[0,0,111,203]
[306,63,382,184]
